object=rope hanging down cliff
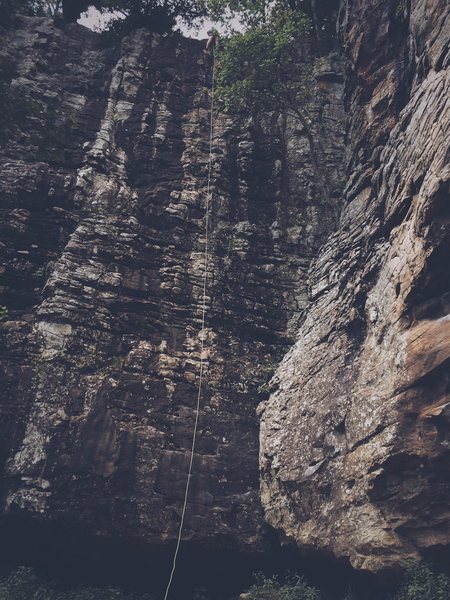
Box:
[163,45,216,600]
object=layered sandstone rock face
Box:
[0,16,343,559]
[261,0,450,573]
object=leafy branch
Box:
[214,6,330,202]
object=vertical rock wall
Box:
[0,15,344,561]
[260,0,450,573]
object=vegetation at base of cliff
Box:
[0,566,158,600]
[244,573,321,600]
[246,565,450,600]
[395,562,450,600]
[0,563,449,600]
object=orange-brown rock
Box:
[260,0,450,574]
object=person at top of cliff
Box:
[206,28,220,51]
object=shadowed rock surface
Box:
[1,0,449,580]
[0,14,344,567]
[260,0,450,573]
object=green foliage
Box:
[215,6,313,116]
[243,361,278,397]
[57,0,206,32]
[208,0,278,29]
[0,306,8,321]
[0,564,450,600]
[395,563,450,600]
[32,267,45,279]
[61,1,100,22]
[0,0,206,32]
[227,237,240,252]
[207,0,339,43]
[395,0,409,20]
[103,0,207,33]
[0,0,39,27]
[243,566,450,600]
[0,567,158,600]
[0,0,61,26]
[0,567,49,599]
[31,0,60,16]
[244,573,322,600]
[212,0,332,202]
[206,0,312,31]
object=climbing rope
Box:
[162,47,216,600]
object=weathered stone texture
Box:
[260,0,450,573]
[0,16,344,557]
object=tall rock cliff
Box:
[1,0,449,580]
[0,13,344,570]
[261,0,450,574]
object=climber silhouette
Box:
[206,28,220,51]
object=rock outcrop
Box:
[260,0,450,573]
[0,14,344,565]
[2,0,448,579]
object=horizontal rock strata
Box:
[0,15,344,560]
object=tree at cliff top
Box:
[100,0,207,34]
[207,0,340,43]
[0,0,48,26]
[214,5,312,113]
[0,0,84,24]
[59,0,207,31]
[214,2,330,201]
[0,0,207,32]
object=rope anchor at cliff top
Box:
[163,35,218,600]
